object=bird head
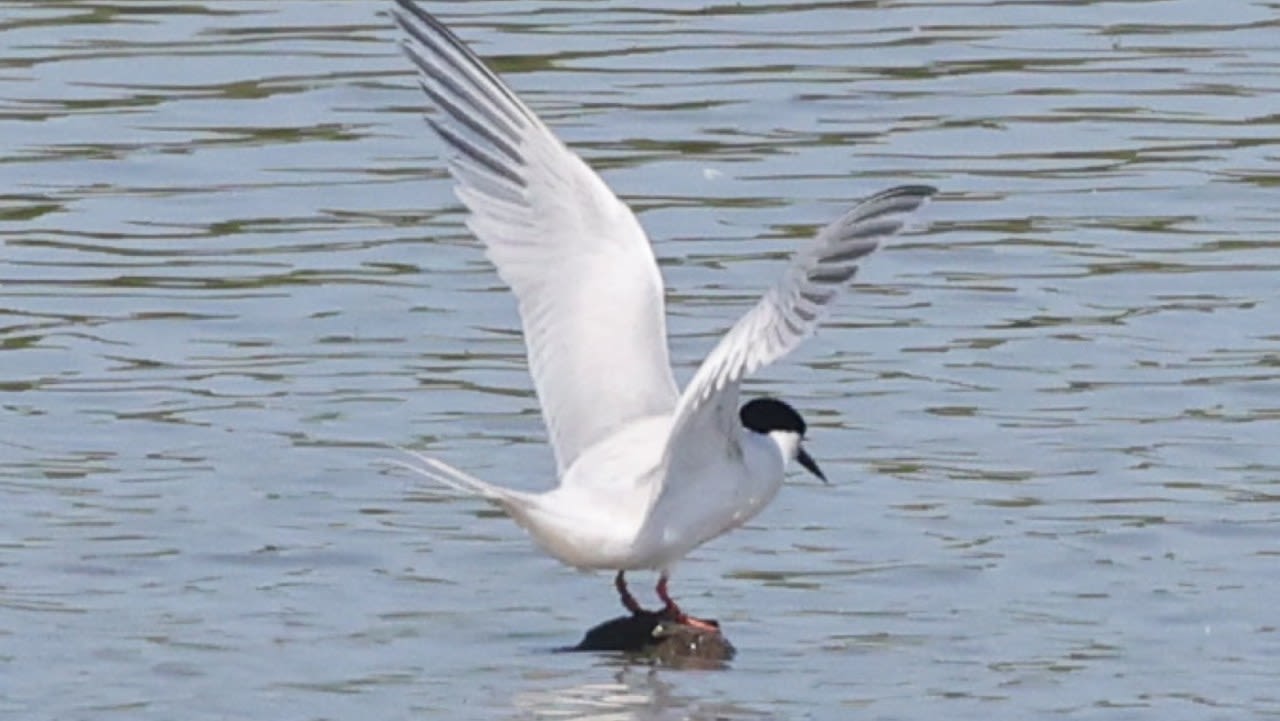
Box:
[738,397,827,483]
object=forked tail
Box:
[389,448,619,570]
[390,448,513,502]
[391,447,578,554]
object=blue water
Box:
[3,1,1278,718]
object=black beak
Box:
[797,444,827,484]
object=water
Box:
[3,1,1278,718]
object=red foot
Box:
[656,574,720,631]
[664,607,721,632]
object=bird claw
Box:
[615,571,719,633]
[660,604,720,633]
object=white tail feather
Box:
[387,447,541,518]
[386,447,499,497]
[388,447,577,559]
[387,447,632,571]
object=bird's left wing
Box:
[391,0,680,474]
[659,185,937,481]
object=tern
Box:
[390,0,935,629]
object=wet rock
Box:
[567,608,735,668]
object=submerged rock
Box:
[568,608,735,668]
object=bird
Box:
[388,0,936,630]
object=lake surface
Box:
[3,1,1278,718]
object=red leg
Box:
[615,571,643,615]
[656,574,719,632]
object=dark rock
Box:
[565,608,735,668]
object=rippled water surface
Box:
[3,1,1279,718]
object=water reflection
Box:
[514,666,754,721]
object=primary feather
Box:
[660,185,935,486]
[392,0,679,475]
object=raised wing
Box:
[391,0,679,473]
[662,185,937,475]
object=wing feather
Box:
[663,184,938,474]
[392,0,680,473]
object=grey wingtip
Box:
[874,184,939,203]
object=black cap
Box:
[739,398,826,483]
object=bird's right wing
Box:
[391,0,680,474]
[660,185,937,479]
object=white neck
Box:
[766,430,803,464]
